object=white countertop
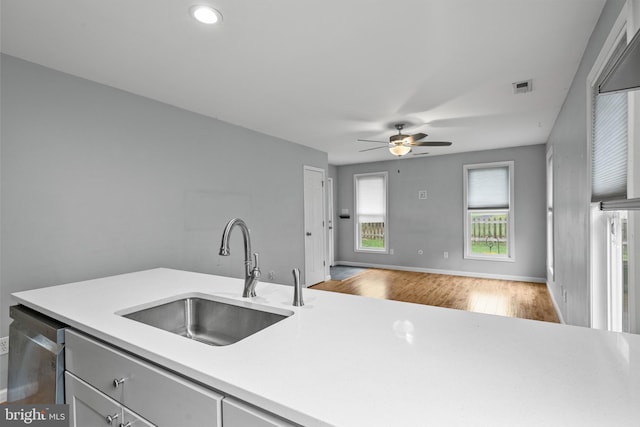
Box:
[12,268,640,426]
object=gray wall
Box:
[334,144,547,281]
[328,165,338,265]
[0,55,327,391]
[546,0,626,327]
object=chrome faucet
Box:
[219,218,261,298]
[292,268,304,307]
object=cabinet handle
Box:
[119,423,131,427]
[113,378,126,388]
[105,413,119,424]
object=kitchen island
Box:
[11,268,640,426]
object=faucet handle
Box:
[292,268,304,307]
[251,253,261,283]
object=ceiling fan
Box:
[358,123,452,156]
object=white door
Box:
[304,166,326,286]
[327,177,335,266]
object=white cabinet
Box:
[65,329,300,427]
[65,329,223,427]
[222,398,298,427]
[122,408,154,427]
[66,371,153,427]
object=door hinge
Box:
[323,260,326,266]
[322,180,324,187]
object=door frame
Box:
[327,177,335,269]
[303,165,328,286]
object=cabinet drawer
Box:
[66,372,154,427]
[66,372,124,427]
[65,329,222,427]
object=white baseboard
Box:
[0,388,6,403]
[334,261,546,283]
[546,282,566,324]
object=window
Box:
[589,22,631,332]
[607,212,629,331]
[591,50,628,203]
[354,172,388,252]
[463,161,514,261]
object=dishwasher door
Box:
[7,305,66,404]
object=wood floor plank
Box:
[311,269,559,323]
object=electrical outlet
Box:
[0,336,8,356]
[443,251,449,259]
[418,190,427,200]
[390,248,394,255]
[268,271,275,281]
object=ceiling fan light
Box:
[390,134,410,144]
[389,145,412,156]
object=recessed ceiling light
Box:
[190,5,222,25]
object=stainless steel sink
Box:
[122,296,292,346]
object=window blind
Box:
[592,36,628,202]
[467,166,509,209]
[356,175,385,222]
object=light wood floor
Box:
[311,268,559,323]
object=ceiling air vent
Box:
[512,79,533,94]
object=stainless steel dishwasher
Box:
[7,304,66,404]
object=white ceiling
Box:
[1,0,605,165]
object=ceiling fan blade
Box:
[412,141,452,147]
[357,139,388,144]
[359,146,387,152]
[410,132,428,142]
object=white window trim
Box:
[626,0,639,334]
[354,171,389,254]
[586,5,628,190]
[587,1,639,332]
[585,2,635,331]
[463,161,515,262]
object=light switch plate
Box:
[418,190,427,200]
